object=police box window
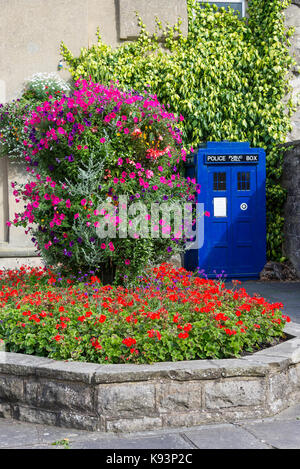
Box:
[213,172,226,191]
[198,1,246,17]
[238,171,250,191]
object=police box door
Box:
[204,165,258,276]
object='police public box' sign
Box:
[205,154,259,163]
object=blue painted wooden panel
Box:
[184,142,266,279]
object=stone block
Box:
[58,410,101,431]
[204,378,266,409]
[0,402,12,418]
[162,410,225,428]
[97,382,156,417]
[211,358,269,378]
[25,379,94,412]
[94,360,221,384]
[13,405,58,426]
[269,370,290,403]
[0,375,24,402]
[35,360,102,384]
[156,381,202,412]
[0,351,53,376]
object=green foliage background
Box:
[61,0,296,261]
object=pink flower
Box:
[125,259,130,265]
[74,213,79,219]
[81,199,87,206]
[66,112,75,122]
[66,199,71,208]
[146,170,153,179]
[100,137,106,143]
[109,242,115,251]
[101,243,106,249]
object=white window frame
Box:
[197,1,246,18]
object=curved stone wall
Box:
[0,322,299,432]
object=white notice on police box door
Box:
[213,197,227,217]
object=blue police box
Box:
[184,142,266,278]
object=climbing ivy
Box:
[61,0,296,261]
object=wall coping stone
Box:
[0,323,299,382]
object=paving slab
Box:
[240,420,300,449]
[184,423,271,449]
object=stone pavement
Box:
[0,403,300,449]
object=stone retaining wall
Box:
[0,322,299,433]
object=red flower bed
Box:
[0,264,289,363]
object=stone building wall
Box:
[283,1,300,277]
[286,1,300,141]
[282,141,300,277]
[0,0,299,269]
